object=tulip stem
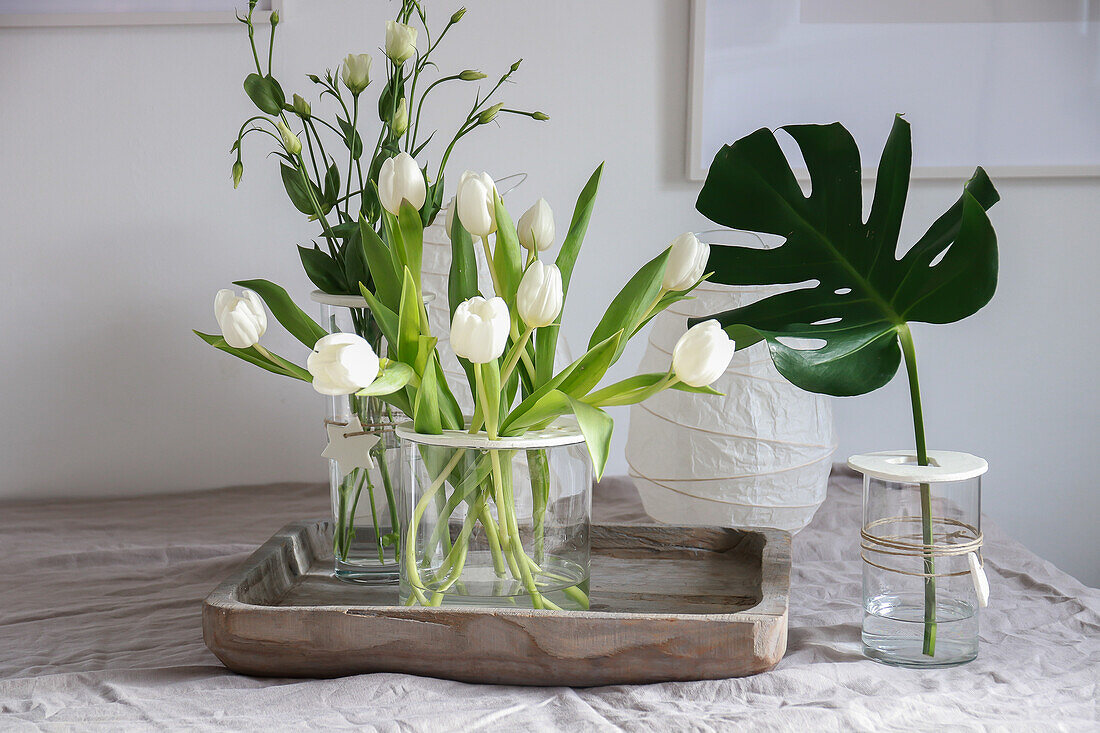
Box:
[500,327,533,386]
[480,236,504,298]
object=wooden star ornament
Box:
[321,416,380,478]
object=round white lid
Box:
[310,290,435,307]
[847,450,988,483]
[396,417,585,450]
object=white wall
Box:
[1,1,1096,586]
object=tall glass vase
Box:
[850,451,988,668]
[395,421,592,610]
[313,291,403,584]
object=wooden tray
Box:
[203,521,791,686]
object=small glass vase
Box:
[313,291,403,584]
[850,451,988,668]
[395,421,592,610]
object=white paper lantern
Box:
[627,282,836,533]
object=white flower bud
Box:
[517,198,555,253]
[385,21,417,64]
[307,333,381,396]
[340,53,372,94]
[671,319,735,387]
[450,296,510,364]
[455,170,497,237]
[391,96,409,136]
[378,152,426,216]
[275,120,301,156]
[662,231,709,291]
[214,289,267,349]
[517,261,563,328]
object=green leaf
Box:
[357,361,415,396]
[280,164,323,216]
[585,372,721,407]
[491,193,524,304]
[398,201,424,284]
[323,163,340,209]
[396,267,421,366]
[536,164,603,385]
[337,116,363,160]
[243,73,285,115]
[298,244,347,293]
[692,116,999,397]
[233,278,328,349]
[448,208,480,318]
[342,226,370,295]
[501,331,622,435]
[358,216,401,311]
[413,353,443,434]
[565,395,613,482]
[359,283,399,353]
[193,330,310,381]
[587,248,670,360]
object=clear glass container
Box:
[313,291,403,584]
[851,451,988,668]
[395,421,592,610]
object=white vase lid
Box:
[396,417,585,450]
[310,290,435,307]
[847,450,988,483]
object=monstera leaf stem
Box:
[898,323,936,655]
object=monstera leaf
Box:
[691,115,999,397]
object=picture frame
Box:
[687,0,1100,181]
[0,0,281,28]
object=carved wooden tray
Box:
[203,521,790,686]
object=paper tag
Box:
[321,416,380,478]
[968,552,989,608]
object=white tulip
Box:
[445,197,456,238]
[450,296,510,364]
[215,289,268,349]
[385,21,418,64]
[516,261,563,328]
[378,152,426,216]
[517,198,555,253]
[672,319,735,387]
[307,333,381,396]
[455,170,497,237]
[341,53,372,94]
[275,120,301,156]
[662,231,709,291]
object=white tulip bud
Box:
[378,152,426,216]
[517,198,555,253]
[450,296,510,364]
[275,120,301,156]
[391,96,409,136]
[516,261,563,328]
[340,53,372,94]
[671,320,735,387]
[662,231,709,291]
[385,21,418,64]
[455,170,497,237]
[214,289,267,349]
[307,333,381,396]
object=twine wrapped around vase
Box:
[860,515,984,578]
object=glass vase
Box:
[313,291,403,584]
[395,421,592,610]
[850,451,988,668]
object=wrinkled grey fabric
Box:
[1,469,1096,731]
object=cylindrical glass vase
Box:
[850,451,988,668]
[395,421,592,610]
[313,291,403,584]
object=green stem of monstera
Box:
[898,323,936,657]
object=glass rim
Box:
[396,417,585,450]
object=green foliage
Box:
[692,116,999,397]
[233,278,328,348]
[243,73,285,115]
[194,330,310,381]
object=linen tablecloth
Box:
[1,469,1096,730]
